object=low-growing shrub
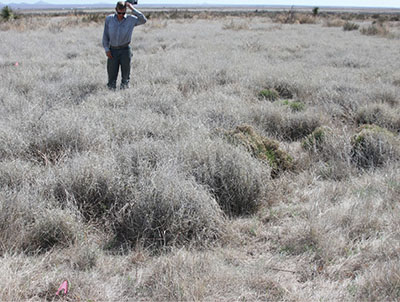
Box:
[24,112,101,165]
[225,125,293,177]
[356,104,400,133]
[302,126,355,179]
[360,23,391,37]
[0,189,81,254]
[1,6,15,21]
[281,100,305,112]
[253,106,322,141]
[343,22,360,31]
[21,208,78,254]
[53,154,122,222]
[351,125,400,169]
[302,126,333,153]
[273,82,296,99]
[111,166,226,250]
[258,89,279,101]
[180,137,270,216]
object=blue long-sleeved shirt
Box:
[102,9,147,53]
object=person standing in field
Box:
[102,1,147,90]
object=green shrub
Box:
[1,6,15,21]
[226,125,293,177]
[258,89,279,101]
[281,100,305,112]
[312,7,319,16]
[351,125,400,169]
[343,22,359,31]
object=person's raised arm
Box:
[126,2,147,25]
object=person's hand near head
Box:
[125,1,134,10]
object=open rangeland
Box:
[1,8,400,301]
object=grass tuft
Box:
[110,166,226,250]
[258,88,279,101]
[343,21,360,31]
[351,125,400,169]
[225,125,293,177]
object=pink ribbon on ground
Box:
[56,280,69,296]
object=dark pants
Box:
[107,46,132,90]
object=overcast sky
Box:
[2,0,400,8]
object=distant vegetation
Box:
[1,6,16,21]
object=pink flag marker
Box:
[56,280,69,296]
[14,62,19,66]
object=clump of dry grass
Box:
[324,18,346,27]
[357,260,400,301]
[356,103,400,133]
[252,105,323,141]
[181,138,270,216]
[343,21,360,31]
[302,126,355,179]
[52,153,121,222]
[273,11,317,24]
[351,125,400,169]
[360,22,392,37]
[222,19,250,30]
[0,188,82,254]
[142,248,290,301]
[111,165,226,250]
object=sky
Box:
[1,0,400,8]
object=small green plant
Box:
[226,125,293,178]
[302,126,332,152]
[258,89,279,101]
[281,100,305,112]
[343,22,360,31]
[1,6,15,21]
[312,7,319,17]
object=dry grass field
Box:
[1,8,400,301]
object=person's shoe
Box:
[107,84,116,91]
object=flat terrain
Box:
[0,10,400,301]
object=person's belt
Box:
[110,43,130,49]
